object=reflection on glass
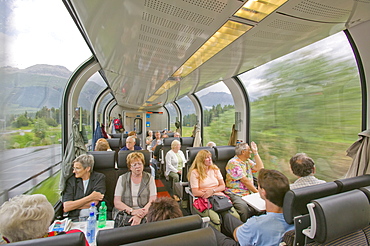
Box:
[239,32,361,182]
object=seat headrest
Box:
[303,189,370,244]
[117,150,151,168]
[163,137,180,146]
[122,227,216,246]
[181,137,194,146]
[107,138,121,148]
[214,146,235,161]
[186,147,216,165]
[110,133,122,139]
[88,151,116,170]
[96,215,203,246]
[283,182,339,224]
[335,174,370,192]
[7,231,86,246]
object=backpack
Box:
[114,118,122,130]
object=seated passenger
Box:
[0,194,88,245]
[221,169,293,246]
[121,136,142,151]
[174,132,181,138]
[206,141,216,148]
[114,152,157,225]
[225,142,263,222]
[165,140,186,184]
[289,153,326,189]
[62,154,106,221]
[95,138,112,151]
[188,150,240,231]
[146,130,153,146]
[146,197,183,222]
[150,131,165,175]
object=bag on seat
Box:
[193,197,211,213]
[208,195,232,212]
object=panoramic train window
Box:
[97,93,113,124]
[0,0,91,205]
[165,103,178,132]
[77,72,106,149]
[195,82,235,146]
[238,32,361,182]
[176,96,196,137]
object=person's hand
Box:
[132,208,145,218]
[129,215,142,226]
[178,170,182,174]
[90,191,104,201]
[250,141,258,154]
[202,189,214,199]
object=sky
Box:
[1,0,91,71]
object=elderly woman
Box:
[165,140,186,184]
[0,194,55,243]
[114,152,157,226]
[188,150,240,231]
[62,154,106,221]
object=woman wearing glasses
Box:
[114,152,157,225]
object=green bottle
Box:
[97,201,107,228]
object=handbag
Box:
[114,211,133,227]
[193,197,212,213]
[114,210,147,227]
[208,195,233,212]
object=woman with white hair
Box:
[62,154,106,221]
[0,194,54,243]
[165,140,186,185]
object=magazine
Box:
[242,193,266,211]
[49,218,72,232]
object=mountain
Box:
[199,92,233,108]
[0,64,103,115]
[178,91,233,116]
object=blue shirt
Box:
[120,146,142,151]
[236,212,294,246]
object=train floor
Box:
[155,176,191,216]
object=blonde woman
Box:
[114,152,157,225]
[188,149,240,231]
[95,138,112,151]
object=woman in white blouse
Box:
[165,140,186,185]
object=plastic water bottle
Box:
[86,211,96,243]
[89,202,98,218]
[98,201,107,228]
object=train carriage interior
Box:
[1,0,370,245]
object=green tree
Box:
[32,118,49,139]
[45,117,58,127]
